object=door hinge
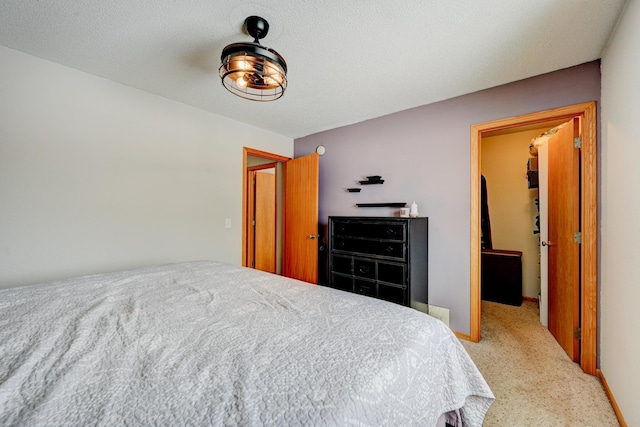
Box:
[574,137,582,148]
[252,220,256,226]
[574,327,582,340]
[252,261,255,267]
[574,232,582,244]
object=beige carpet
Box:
[460,301,618,426]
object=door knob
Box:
[309,234,319,239]
[541,241,552,247]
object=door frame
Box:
[469,101,597,375]
[242,147,290,267]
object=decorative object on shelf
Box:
[219,16,287,101]
[410,201,419,217]
[356,202,406,208]
[400,207,410,217]
[347,188,361,192]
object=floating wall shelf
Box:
[359,175,384,185]
[356,202,406,208]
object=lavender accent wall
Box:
[295,61,600,334]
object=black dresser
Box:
[328,216,428,311]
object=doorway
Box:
[480,120,567,320]
[242,148,321,284]
[470,102,597,375]
[242,147,290,273]
[247,164,277,273]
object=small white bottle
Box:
[410,201,419,217]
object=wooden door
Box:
[547,118,581,361]
[254,170,276,273]
[283,153,319,283]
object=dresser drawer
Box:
[378,283,405,305]
[353,258,375,279]
[354,279,376,297]
[332,255,353,275]
[333,221,405,241]
[377,262,406,285]
[333,238,405,260]
[331,273,354,292]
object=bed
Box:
[0,261,493,426]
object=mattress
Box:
[0,261,493,426]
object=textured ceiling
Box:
[0,0,626,138]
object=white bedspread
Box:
[0,261,493,426]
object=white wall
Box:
[0,45,293,289]
[601,0,640,424]
[481,128,548,299]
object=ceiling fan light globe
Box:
[236,74,248,88]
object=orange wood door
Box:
[547,118,580,361]
[254,170,276,273]
[283,153,319,283]
[247,170,257,269]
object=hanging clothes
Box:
[480,174,492,249]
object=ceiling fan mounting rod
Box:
[245,16,269,43]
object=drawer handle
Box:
[358,266,370,274]
[386,228,395,235]
[386,246,394,253]
[338,241,345,248]
[359,286,371,293]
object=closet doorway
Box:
[470,102,597,375]
[480,119,578,355]
[480,120,565,308]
